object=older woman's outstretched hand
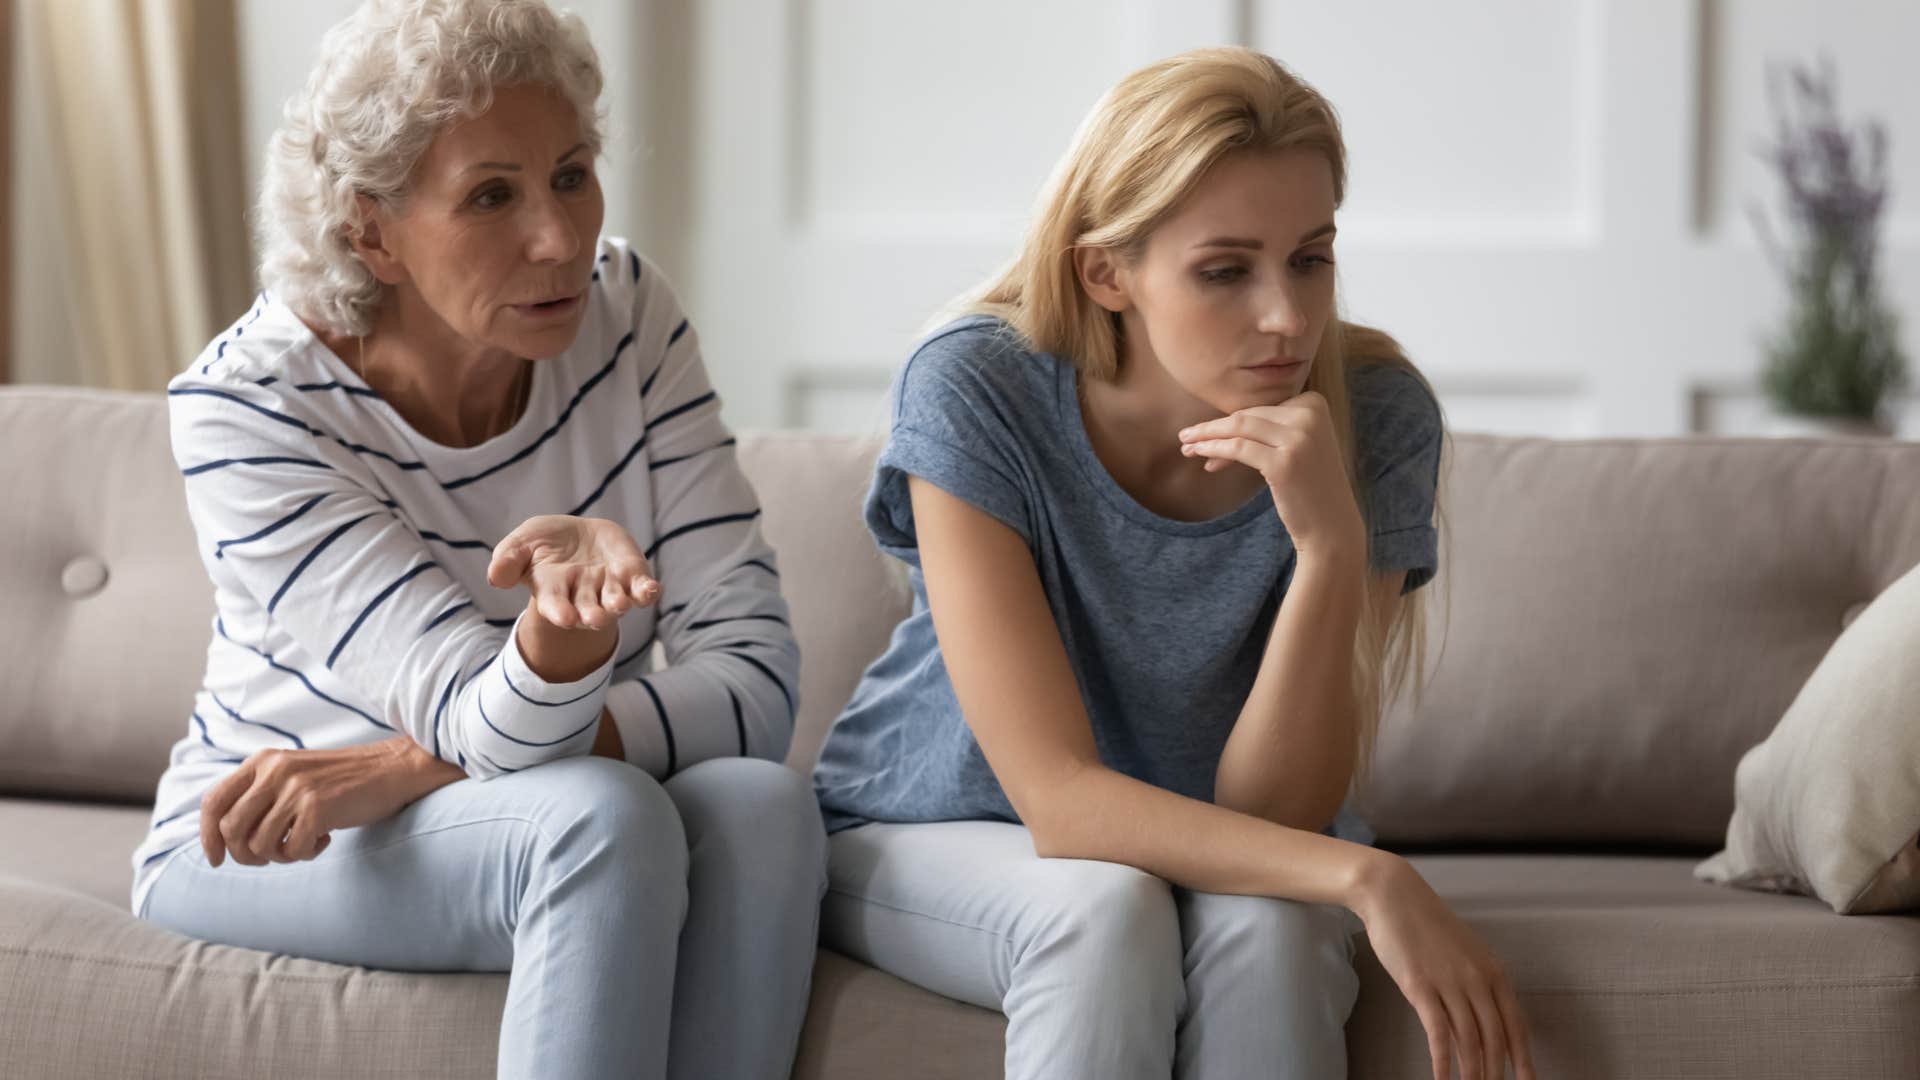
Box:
[487,515,662,631]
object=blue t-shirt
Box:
[812,315,1442,843]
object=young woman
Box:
[133,2,823,1077]
[813,47,1534,1080]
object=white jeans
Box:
[143,756,826,1080]
[823,819,1364,1080]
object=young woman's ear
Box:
[348,194,407,286]
[1073,245,1131,314]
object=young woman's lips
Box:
[1241,359,1307,381]
[514,291,584,319]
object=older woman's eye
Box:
[1198,265,1247,285]
[469,183,512,210]
[555,166,589,192]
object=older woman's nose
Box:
[524,194,581,265]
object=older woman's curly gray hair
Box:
[257,0,605,336]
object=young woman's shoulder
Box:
[895,313,1054,421]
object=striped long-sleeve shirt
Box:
[130,237,798,915]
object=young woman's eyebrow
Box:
[1190,223,1337,251]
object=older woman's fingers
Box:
[487,539,533,589]
[537,583,577,628]
[218,781,278,868]
[282,812,329,862]
[574,572,609,629]
[631,574,660,606]
[600,574,631,617]
[199,762,256,868]
[248,794,301,863]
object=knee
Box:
[666,757,826,889]
[1183,892,1359,982]
[513,756,689,887]
[1030,861,1182,979]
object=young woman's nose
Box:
[1254,280,1308,339]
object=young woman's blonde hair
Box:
[961,45,1450,791]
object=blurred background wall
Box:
[10,0,1919,438]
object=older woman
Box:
[129,2,824,1077]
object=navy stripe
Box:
[328,560,439,668]
[660,601,690,620]
[645,390,716,432]
[648,437,736,471]
[569,431,649,516]
[645,510,761,561]
[253,376,278,387]
[191,711,237,756]
[168,387,312,433]
[640,320,691,398]
[637,678,676,775]
[742,559,779,578]
[431,668,460,762]
[209,690,307,748]
[214,493,329,559]
[215,618,390,731]
[422,600,473,635]
[629,249,641,282]
[500,662,613,708]
[722,648,794,716]
[727,686,747,756]
[615,636,654,669]
[142,843,187,868]
[291,381,383,398]
[183,455,332,477]
[476,688,602,748]
[269,513,374,613]
[485,616,518,628]
[443,332,634,490]
[173,388,430,473]
[685,613,788,632]
[418,530,493,552]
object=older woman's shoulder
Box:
[171,292,335,394]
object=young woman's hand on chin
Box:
[1176,390,1366,563]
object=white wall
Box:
[664,0,1920,438]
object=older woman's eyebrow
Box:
[456,143,590,179]
[1191,223,1337,251]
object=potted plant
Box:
[1753,58,1908,438]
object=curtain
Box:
[19,0,250,390]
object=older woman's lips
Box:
[514,291,585,319]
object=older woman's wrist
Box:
[516,596,620,683]
[378,735,465,795]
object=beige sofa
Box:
[3,383,1919,1079]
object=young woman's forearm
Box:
[1030,760,1396,914]
[1213,550,1365,829]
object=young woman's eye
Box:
[1292,254,1334,272]
[1198,265,1247,284]
[555,166,590,192]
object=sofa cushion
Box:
[6,798,1917,1079]
[1357,435,1920,846]
[1695,559,1920,913]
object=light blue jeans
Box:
[142,755,827,1080]
[824,820,1364,1079]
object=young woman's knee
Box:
[1029,862,1182,972]
[1181,891,1359,977]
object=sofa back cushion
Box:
[6,387,1920,847]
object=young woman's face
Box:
[368,82,605,360]
[1112,148,1338,414]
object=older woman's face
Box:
[371,82,604,360]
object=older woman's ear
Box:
[347,193,407,286]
